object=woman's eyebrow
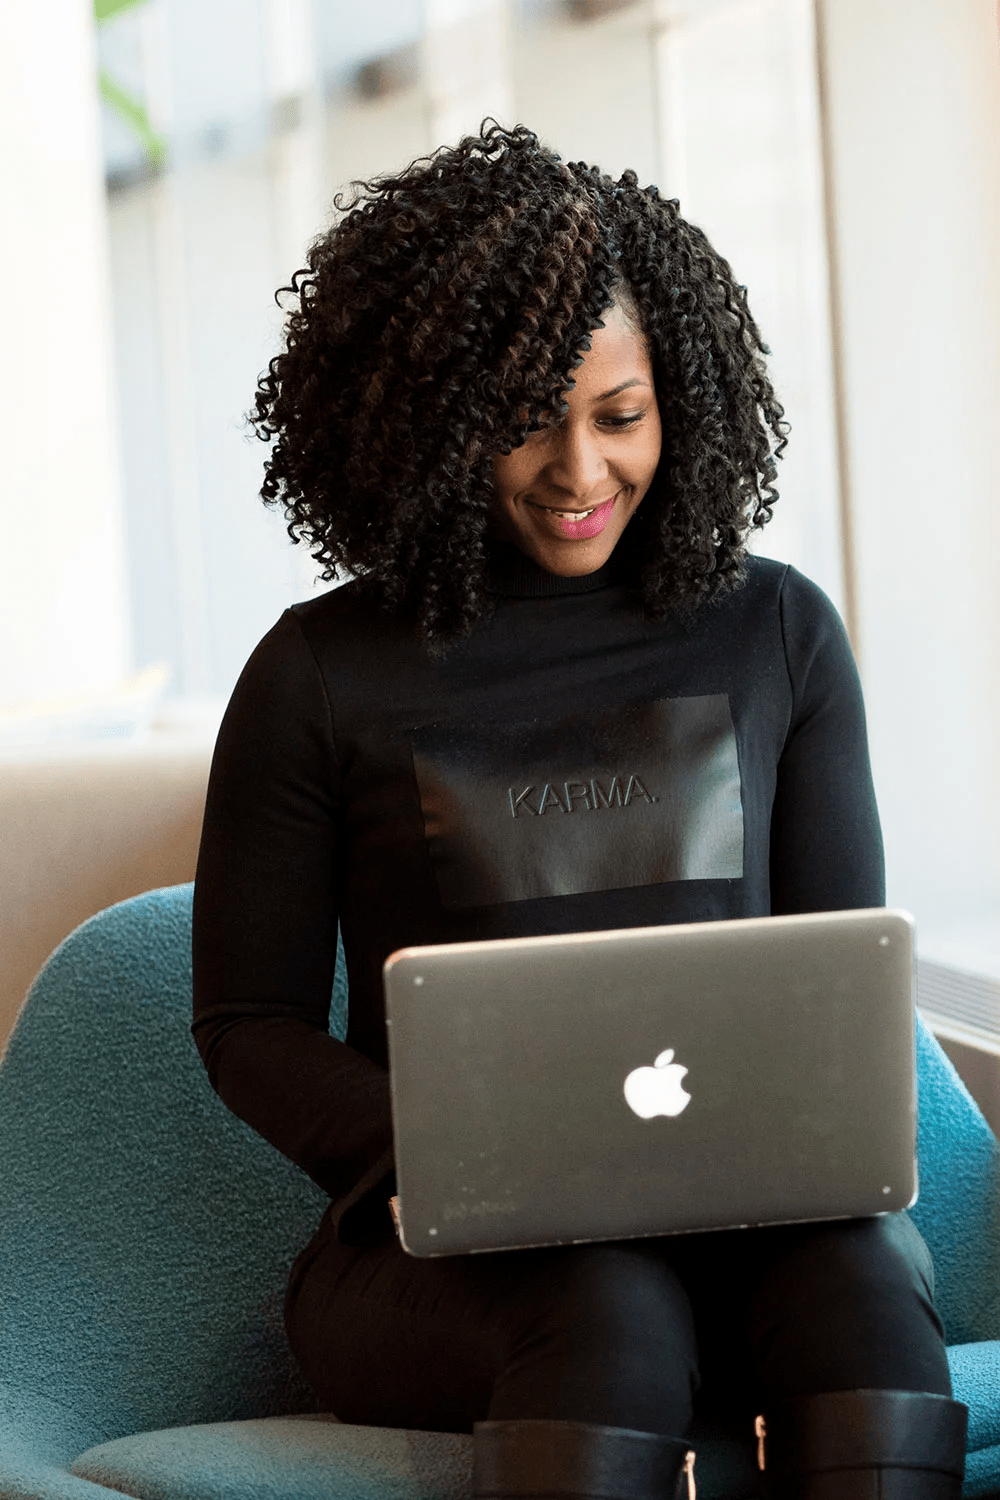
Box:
[593,378,650,401]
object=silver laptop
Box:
[383,908,917,1257]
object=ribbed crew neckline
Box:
[485,541,631,599]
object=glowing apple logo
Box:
[623,1049,692,1119]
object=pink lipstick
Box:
[546,494,617,539]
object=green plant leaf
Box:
[95,0,149,20]
[98,68,166,167]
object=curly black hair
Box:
[252,121,787,643]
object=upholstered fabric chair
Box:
[1,884,999,1499]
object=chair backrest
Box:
[909,1014,1000,1345]
[0,884,346,1444]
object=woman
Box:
[192,123,965,1498]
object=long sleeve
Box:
[191,608,394,1236]
[768,568,885,915]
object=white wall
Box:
[0,0,131,709]
[818,0,1000,971]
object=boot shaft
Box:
[758,1389,967,1499]
[473,1418,695,1500]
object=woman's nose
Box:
[544,423,608,497]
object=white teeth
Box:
[550,507,595,520]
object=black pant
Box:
[284,1210,951,1438]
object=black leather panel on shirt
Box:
[410,695,743,909]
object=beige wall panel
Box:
[0,748,212,1058]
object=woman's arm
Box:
[768,568,886,915]
[191,609,393,1235]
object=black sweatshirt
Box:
[191,545,884,1240]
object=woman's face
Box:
[490,300,662,576]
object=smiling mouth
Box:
[525,492,621,542]
[529,494,618,520]
[542,505,600,520]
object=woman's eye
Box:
[600,411,645,430]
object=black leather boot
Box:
[756,1389,967,1497]
[473,1418,696,1499]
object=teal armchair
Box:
[0,885,998,1499]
